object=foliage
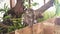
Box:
[8,18,25,32]
[38,10,56,22]
[0,3,9,13]
[38,0,60,22]
[54,0,60,16]
[0,3,25,33]
[24,0,39,8]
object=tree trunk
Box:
[10,0,16,8]
[9,0,24,18]
[13,0,24,17]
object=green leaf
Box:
[32,2,39,6]
[4,15,11,19]
[25,0,29,2]
[54,0,60,16]
[0,9,5,11]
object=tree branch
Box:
[10,0,15,8]
[35,0,54,13]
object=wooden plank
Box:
[15,23,44,34]
[43,22,55,34]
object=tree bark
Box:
[10,0,16,8]
[14,0,24,17]
[9,0,24,18]
[35,0,54,13]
